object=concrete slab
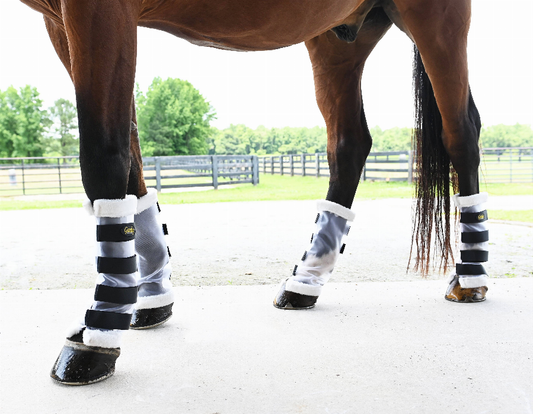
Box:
[1,279,532,414]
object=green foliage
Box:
[0,85,50,159]
[369,126,412,151]
[136,78,215,156]
[480,124,533,148]
[43,99,78,157]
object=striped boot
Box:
[131,189,174,329]
[274,200,354,309]
[50,196,138,385]
[445,192,489,303]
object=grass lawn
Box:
[0,175,531,222]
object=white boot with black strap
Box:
[445,192,489,302]
[274,200,354,309]
[51,196,139,385]
[131,188,174,329]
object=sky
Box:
[0,0,532,130]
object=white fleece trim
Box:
[285,278,323,296]
[83,328,123,348]
[136,289,175,310]
[91,195,137,218]
[458,275,489,289]
[316,200,355,222]
[136,188,158,214]
[65,318,85,339]
[452,192,488,208]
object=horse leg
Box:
[43,5,142,384]
[128,105,175,329]
[274,9,392,309]
[396,1,488,302]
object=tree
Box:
[44,98,78,156]
[0,85,50,158]
[136,77,215,156]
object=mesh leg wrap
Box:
[285,200,354,297]
[68,196,139,348]
[134,189,174,309]
[452,192,489,288]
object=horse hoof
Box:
[50,332,120,385]
[130,303,173,329]
[273,280,318,310]
[445,276,488,303]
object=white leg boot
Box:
[131,189,174,329]
[445,192,489,302]
[51,196,138,384]
[274,200,354,309]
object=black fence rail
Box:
[0,155,259,197]
[259,151,413,182]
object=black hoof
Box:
[273,280,318,310]
[130,303,173,330]
[50,331,120,385]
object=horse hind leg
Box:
[397,1,488,302]
[274,9,392,309]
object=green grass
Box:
[490,210,533,223]
[0,174,531,212]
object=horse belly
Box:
[139,0,365,51]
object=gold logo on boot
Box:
[478,213,485,221]
[122,226,136,236]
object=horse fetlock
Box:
[276,200,353,308]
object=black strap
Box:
[292,265,298,276]
[167,246,172,258]
[85,310,132,330]
[456,263,487,276]
[162,223,168,235]
[301,251,307,261]
[97,256,137,274]
[461,210,488,224]
[461,250,489,263]
[345,226,351,236]
[310,233,314,244]
[340,244,346,254]
[96,223,136,242]
[156,202,161,213]
[315,213,320,223]
[94,285,137,304]
[462,230,489,244]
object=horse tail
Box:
[409,45,457,275]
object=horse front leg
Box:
[274,12,392,309]
[128,101,174,329]
[44,3,142,385]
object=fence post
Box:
[57,158,62,194]
[509,149,513,183]
[21,159,26,195]
[301,154,306,177]
[155,157,162,192]
[290,154,294,176]
[252,155,259,185]
[212,155,219,189]
[407,150,413,184]
[271,156,274,175]
[263,157,266,174]
[315,154,320,178]
[279,155,283,176]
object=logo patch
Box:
[122,225,135,236]
[478,213,485,221]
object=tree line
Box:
[1,80,532,160]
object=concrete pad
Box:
[1,279,532,414]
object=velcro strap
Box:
[162,223,168,235]
[85,310,132,330]
[340,244,346,254]
[96,223,136,242]
[97,256,137,274]
[456,263,487,276]
[301,251,307,261]
[461,230,489,244]
[461,250,489,263]
[167,246,172,258]
[461,210,488,224]
[292,265,298,276]
[315,213,320,223]
[94,285,138,304]
[156,202,161,213]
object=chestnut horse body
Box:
[19,0,488,384]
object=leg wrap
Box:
[285,200,354,297]
[452,192,489,288]
[134,189,174,309]
[74,196,139,348]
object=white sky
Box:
[0,0,532,130]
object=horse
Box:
[19,0,490,385]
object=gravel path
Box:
[1,196,531,290]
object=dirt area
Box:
[0,197,531,290]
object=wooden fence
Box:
[0,155,259,197]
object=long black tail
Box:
[409,46,457,275]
